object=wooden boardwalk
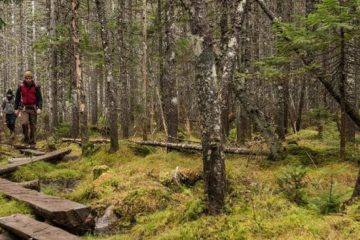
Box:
[0,178,94,233]
[19,149,45,156]
[0,214,81,240]
[0,148,71,175]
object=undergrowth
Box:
[1,123,360,239]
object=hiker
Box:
[1,89,17,137]
[15,70,43,146]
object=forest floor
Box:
[1,123,360,239]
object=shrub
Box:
[277,166,308,205]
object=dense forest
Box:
[0,0,360,239]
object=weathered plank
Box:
[0,149,71,175]
[0,178,94,233]
[8,157,30,164]
[19,149,45,156]
[0,214,81,240]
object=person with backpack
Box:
[1,89,17,138]
[15,70,43,146]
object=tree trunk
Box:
[117,0,130,138]
[296,78,306,132]
[48,0,58,132]
[339,27,346,161]
[95,0,119,152]
[181,0,226,215]
[90,66,98,126]
[142,0,149,141]
[71,0,89,152]
[352,166,360,198]
[163,0,179,143]
[219,0,230,139]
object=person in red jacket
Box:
[15,70,43,146]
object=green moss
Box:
[0,194,32,217]
[182,198,206,222]
[116,188,172,221]
[44,168,82,180]
[12,162,56,181]
[3,125,360,240]
[68,180,100,203]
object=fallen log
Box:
[62,138,110,144]
[0,214,81,240]
[0,149,71,175]
[0,179,94,234]
[13,144,36,150]
[134,141,269,156]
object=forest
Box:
[0,0,360,239]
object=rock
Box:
[95,205,119,234]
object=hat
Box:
[24,70,33,79]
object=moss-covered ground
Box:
[1,123,360,239]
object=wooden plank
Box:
[0,149,71,175]
[19,149,45,156]
[8,158,30,164]
[0,178,94,233]
[0,214,81,240]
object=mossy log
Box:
[134,141,269,156]
[61,138,110,145]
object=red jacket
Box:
[21,84,37,105]
[15,81,43,110]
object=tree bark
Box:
[95,0,119,152]
[339,27,346,161]
[142,0,149,141]
[117,0,130,138]
[163,0,179,143]
[71,0,89,152]
[48,0,58,132]
[180,0,226,215]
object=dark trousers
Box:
[21,109,37,144]
[5,113,16,133]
